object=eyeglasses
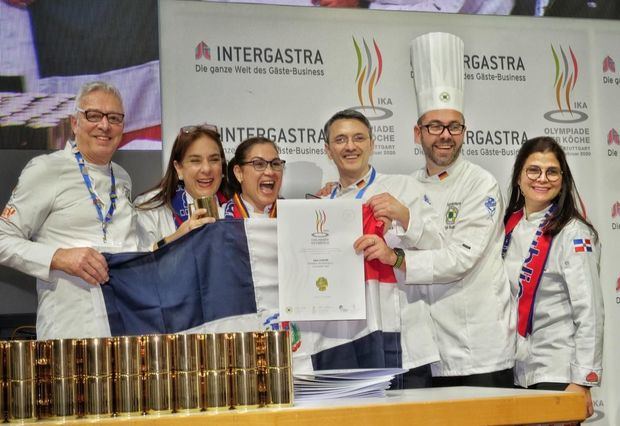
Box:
[77,108,124,125]
[331,134,370,145]
[240,157,286,171]
[180,123,219,135]
[420,122,466,136]
[524,166,563,182]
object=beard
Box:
[421,138,462,169]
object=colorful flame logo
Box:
[313,209,328,236]
[353,37,383,112]
[551,45,578,115]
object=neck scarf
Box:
[224,193,277,219]
[503,205,555,337]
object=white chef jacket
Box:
[134,189,225,249]
[400,156,515,376]
[504,207,603,387]
[0,143,139,340]
[327,166,442,368]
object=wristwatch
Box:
[392,248,405,269]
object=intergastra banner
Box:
[159,1,620,424]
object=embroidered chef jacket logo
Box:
[445,202,460,229]
[485,196,497,218]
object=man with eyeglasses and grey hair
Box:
[0,81,139,340]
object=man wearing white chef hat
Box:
[396,32,515,387]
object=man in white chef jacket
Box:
[0,81,139,340]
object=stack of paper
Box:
[293,368,407,402]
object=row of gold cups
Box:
[0,331,293,422]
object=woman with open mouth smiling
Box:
[135,124,230,250]
[502,136,603,419]
[224,137,285,218]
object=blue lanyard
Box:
[72,144,117,243]
[330,167,376,200]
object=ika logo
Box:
[603,55,615,73]
[608,129,620,145]
[312,209,328,237]
[350,37,393,120]
[195,41,211,60]
[544,45,588,123]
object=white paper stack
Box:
[293,368,407,402]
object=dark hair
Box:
[136,127,230,209]
[323,109,372,143]
[227,137,279,194]
[504,136,597,239]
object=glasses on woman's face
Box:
[524,165,563,182]
[240,157,286,172]
[180,123,219,135]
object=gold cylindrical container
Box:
[265,331,291,368]
[174,334,200,373]
[175,371,200,412]
[144,335,174,415]
[230,332,258,369]
[114,374,143,416]
[47,339,80,419]
[231,368,259,409]
[50,377,78,419]
[84,376,113,417]
[203,333,229,371]
[174,334,201,413]
[113,336,143,416]
[35,340,52,420]
[49,339,79,379]
[113,336,142,377]
[83,338,113,417]
[83,338,112,378]
[145,372,172,414]
[203,370,230,411]
[7,379,36,422]
[6,340,37,422]
[6,340,36,381]
[266,366,293,407]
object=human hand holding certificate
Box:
[277,199,365,321]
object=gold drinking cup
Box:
[194,196,219,219]
[144,335,174,414]
[231,368,259,409]
[83,338,113,417]
[203,333,229,371]
[203,370,231,411]
[265,331,291,368]
[230,332,258,369]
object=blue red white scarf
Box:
[502,205,555,337]
[170,184,227,229]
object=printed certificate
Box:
[277,199,365,321]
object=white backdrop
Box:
[159,1,620,423]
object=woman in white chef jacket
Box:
[503,136,603,418]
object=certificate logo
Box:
[312,209,329,237]
[316,276,329,292]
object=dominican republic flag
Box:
[27,0,161,148]
[103,218,402,373]
[573,238,593,253]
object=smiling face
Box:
[71,90,124,165]
[324,118,374,187]
[414,109,465,176]
[518,151,563,215]
[173,135,223,199]
[233,142,283,213]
